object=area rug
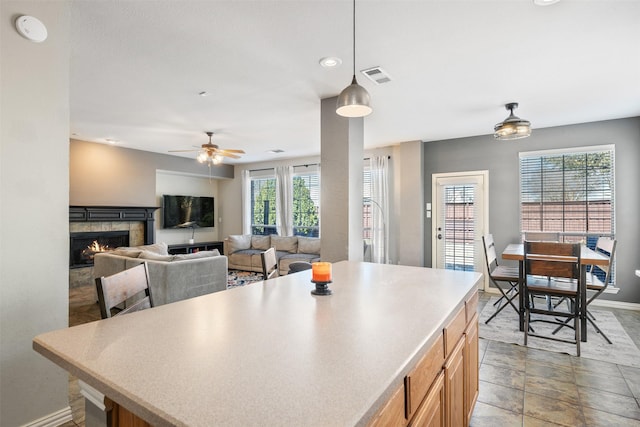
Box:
[479,296,640,368]
[227,270,264,288]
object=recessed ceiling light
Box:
[105,138,119,144]
[267,149,285,154]
[319,57,342,68]
[533,0,560,5]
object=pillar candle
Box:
[312,262,332,282]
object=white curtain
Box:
[241,169,251,234]
[275,165,293,236]
[368,156,389,264]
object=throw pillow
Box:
[251,235,271,250]
[135,242,169,255]
[138,251,175,261]
[297,236,321,255]
[172,250,220,260]
[271,235,298,253]
[228,234,251,253]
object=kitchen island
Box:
[34,261,481,426]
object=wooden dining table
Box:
[502,243,610,342]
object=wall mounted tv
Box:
[162,195,214,229]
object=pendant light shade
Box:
[494,102,531,140]
[336,0,372,118]
[336,75,372,117]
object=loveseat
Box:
[93,242,228,306]
[224,235,321,275]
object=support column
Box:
[320,97,364,262]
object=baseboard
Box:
[23,407,72,427]
[483,286,640,311]
[79,379,106,410]
[590,299,640,311]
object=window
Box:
[250,174,276,235]
[519,145,615,281]
[249,166,320,237]
[292,167,320,237]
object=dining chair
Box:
[524,241,582,356]
[261,247,279,280]
[553,237,617,344]
[95,262,153,319]
[481,234,520,324]
[287,261,312,275]
[524,232,561,242]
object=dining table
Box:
[501,243,610,342]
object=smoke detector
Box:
[361,66,392,85]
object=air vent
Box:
[267,149,285,154]
[361,66,392,85]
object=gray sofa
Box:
[224,235,320,275]
[93,242,228,306]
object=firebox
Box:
[69,231,129,269]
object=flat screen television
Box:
[163,195,214,229]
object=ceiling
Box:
[69,0,640,164]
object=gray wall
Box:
[423,117,640,304]
[1,1,71,425]
[70,139,234,206]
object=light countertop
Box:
[34,261,481,426]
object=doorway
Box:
[432,171,489,290]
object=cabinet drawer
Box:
[406,334,444,419]
[369,383,407,427]
[465,291,479,324]
[443,306,466,359]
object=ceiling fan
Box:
[169,131,245,165]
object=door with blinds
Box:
[432,171,488,289]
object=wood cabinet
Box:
[370,290,479,427]
[465,313,479,426]
[409,371,445,427]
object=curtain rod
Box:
[250,155,390,172]
[249,163,319,173]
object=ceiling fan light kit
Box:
[169,131,245,165]
[494,102,532,140]
[336,0,372,118]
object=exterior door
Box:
[432,171,488,290]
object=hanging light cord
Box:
[352,0,356,76]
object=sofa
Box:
[93,242,228,306]
[224,234,321,275]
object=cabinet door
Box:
[409,371,445,427]
[444,337,465,427]
[465,313,479,426]
[369,383,407,427]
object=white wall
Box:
[155,171,221,244]
[1,1,72,425]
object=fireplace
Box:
[70,231,129,269]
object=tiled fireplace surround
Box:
[69,206,158,288]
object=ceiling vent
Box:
[361,66,392,85]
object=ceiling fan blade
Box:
[219,148,245,154]
[217,152,241,159]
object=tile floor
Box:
[61,286,640,427]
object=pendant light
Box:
[494,102,531,140]
[336,0,372,117]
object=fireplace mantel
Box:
[69,206,159,245]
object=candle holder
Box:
[311,280,333,296]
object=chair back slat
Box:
[261,247,279,280]
[591,237,616,282]
[524,241,580,281]
[95,263,153,319]
[524,232,560,242]
[482,234,497,269]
